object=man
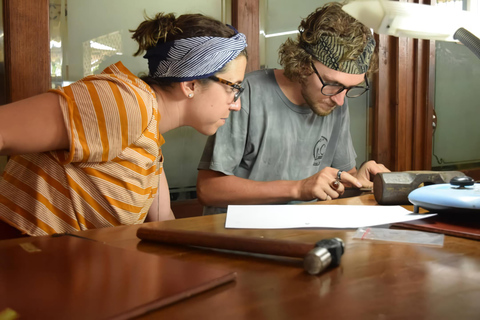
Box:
[197,2,389,214]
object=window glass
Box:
[432,0,480,170]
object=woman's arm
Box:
[0,92,68,155]
[145,170,175,222]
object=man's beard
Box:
[302,91,338,116]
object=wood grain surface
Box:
[2,194,479,319]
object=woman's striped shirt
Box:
[0,62,164,236]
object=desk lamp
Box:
[343,0,480,212]
[342,0,480,59]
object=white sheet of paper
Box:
[225,204,436,229]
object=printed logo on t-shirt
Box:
[313,136,328,166]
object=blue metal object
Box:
[408,181,480,213]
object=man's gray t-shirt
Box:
[198,69,356,214]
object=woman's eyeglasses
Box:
[209,76,244,102]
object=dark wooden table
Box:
[2,194,480,319]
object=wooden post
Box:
[371,0,434,171]
[232,0,260,72]
[3,0,50,102]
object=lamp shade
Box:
[342,0,479,42]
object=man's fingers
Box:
[318,188,341,201]
[380,164,391,173]
[364,161,391,175]
[340,171,362,188]
[361,180,374,189]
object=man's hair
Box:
[279,2,378,82]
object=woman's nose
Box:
[229,98,241,111]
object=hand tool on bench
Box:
[373,171,465,205]
[137,227,344,275]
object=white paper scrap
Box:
[225,204,436,229]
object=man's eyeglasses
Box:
[311,62,369,98]
[209,76,244,102]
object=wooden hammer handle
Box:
[137,227,314,258]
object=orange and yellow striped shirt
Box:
[0,62,164,236]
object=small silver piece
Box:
[336,170,343,182]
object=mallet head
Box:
[303,238,344,275]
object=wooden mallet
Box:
[137,228,344,275]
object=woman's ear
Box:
[180,80,196,98]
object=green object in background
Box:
[0,308,19,320]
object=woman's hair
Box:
[279,2,378,82]
[130,13,248,87]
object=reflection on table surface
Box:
[1,194,479,319]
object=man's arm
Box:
[0,93,69,155]
[197,167,363,206]
[197,169,299,206]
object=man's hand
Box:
[296,167,363,202]
[354,160,390,188]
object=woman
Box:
[0,13,247,238]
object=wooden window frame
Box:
[3,0,50,102]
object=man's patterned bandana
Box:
[302,35,375,74]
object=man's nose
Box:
[330,90,346,106]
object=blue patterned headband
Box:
[144,32,247,81]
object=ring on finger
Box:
[332,180,340,189]
[336,170,343,182]
[332,170,343,189]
